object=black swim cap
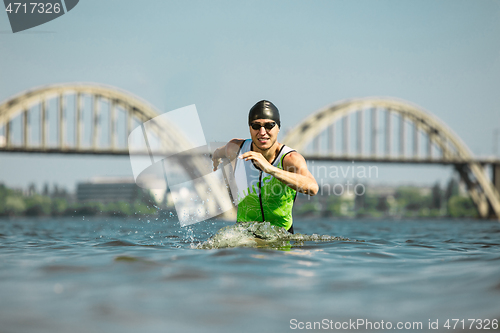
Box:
[248,100,280,128]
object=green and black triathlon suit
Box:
[234,139,297,233]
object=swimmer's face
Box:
[249,119,279,151]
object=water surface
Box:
[0,217,499,332]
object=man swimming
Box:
[211,100,318,233]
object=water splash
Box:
[186,228,195,246]
[195,222,353,249]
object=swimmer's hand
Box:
[239,151,276,174]
[211,139,244,171]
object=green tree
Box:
[4,196,26,216]
[0,184,8,214]
[431,182,442,210]
[327,195,342,216]
[132,201,158,215]
[394,186,430,211]
[104,201,132,216]
[363,194,379,212]
[444,178,459,203]
[448,195,478,218]
[354,191,365,210]
[73,201,105,216]
[376,196,389,212]
[42,183,49,196]
[25,195,51,216]
[51,198,68,216]
[296,202,321,216]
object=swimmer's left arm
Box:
[212,139,244,171]
[240,151,318,196]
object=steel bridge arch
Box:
[0,83,233,220]
[0,82,192,153]
[282,97,500,219]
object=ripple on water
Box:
[404,240,437,249]
[41,264,90,274]
[114,255,159,265]
[95,240,138,247]
[163,269,209,281]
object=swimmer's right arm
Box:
[212,138,244,171]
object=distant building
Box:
[76,177,140,203]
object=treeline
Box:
[0,184,159,217]
[295,178,478,218]
[1,179,478,219]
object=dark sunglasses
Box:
[251,121,277,131]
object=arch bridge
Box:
[282,98,500,220]
[1,85,499,220]
[0,83,232,219]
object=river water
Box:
[0,217,499,332]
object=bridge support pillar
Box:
[490,164,500,218]
[455,164,488,219]
[492,164,500,193]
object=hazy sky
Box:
[1,0,499,191]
